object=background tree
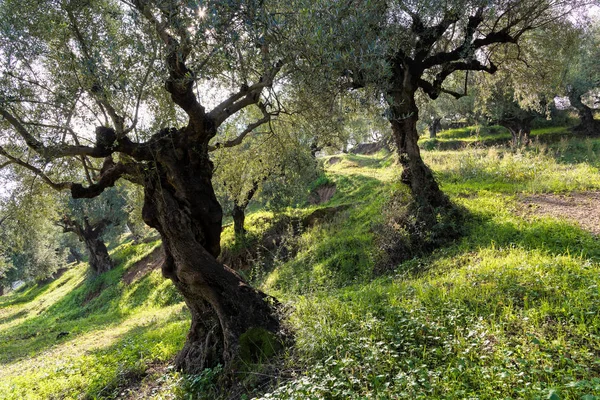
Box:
[417,88,476,138]
[0,178,66,290]
[214,112,318,237]
[57,187,127,274]
[473,20,582,144]
[300,0,590,230]
[0,0,293,372]
[562,19,600,133]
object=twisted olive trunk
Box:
[61,217,113,274]
[569,90,599,134]
[498,116,532,147]
[141,132,281,373]
[84,233,113,274]
[388,85,451,213]
[232,181,260,238]
[429,117,441,139]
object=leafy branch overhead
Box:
[0,0,286,198]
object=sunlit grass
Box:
[3,131,600,399]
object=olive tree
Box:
[473,20,582,144]
[57,187,127,274]
[0,178,66,289]
[0,0,290,372]
[213,113,318,237]
[562,19,600,133]
[302,0,593,227]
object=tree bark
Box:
[141,132,282,373]
[569,91,599,134]
[126,219,143,243]
[60,217,113,274]
[0,285,4,296]
[388,84,451,214]
[498,116,532,147]
[68,247,83,263]
[232,204,247,237]
[83,233,113,274]
[429,117,441,139]
[232,181,260,238]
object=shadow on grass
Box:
[0,256,179,366]
[340,153,392,169]
[80,313,188,399]
[398,203,600,281]
[420,126,574,152]
[328,172,386,206]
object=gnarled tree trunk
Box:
[388,84,452,214]
[429,117,441,139]
[60,216,113,274]
[232,181,260,238]
[232,204,247,237]
[141,132,282,374]
[84,234,113,274]
[569,90,599,134]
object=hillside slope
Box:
[2,131,600,399]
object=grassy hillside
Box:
[2,130,600,399]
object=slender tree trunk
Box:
[68,247,83,263]
[61,216,113,274]
[141,136,281,374]
[429,117,441,139]
[0,285,4,296]
[499,117,531,147]
[232,204,246,237]
[388,86,451,213]
[127,220,142,243]
[232,181,260,238]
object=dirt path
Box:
[520,191,600,235]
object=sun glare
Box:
[198,6,207,19]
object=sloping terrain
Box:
[2,129,600,399]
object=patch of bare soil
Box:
[520,191,600,235]
[123,246,165,285]
[328,156,342,165]
[309,184,336,205]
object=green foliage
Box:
[62,186,128,245]
[239,327,282,363]
[5,129,600,399]
[0,180,66,285]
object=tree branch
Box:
[71,157,140,199]
[123,44,158,135]
[132,0,205,129]
[208,103,275,151]
[65,6,126,135]
[0,146,72,191]
[414,9,462,62]
[208,60,284,128]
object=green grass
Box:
[0,239,192,399]
[420,125,572,150]
[3,128,600,399]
